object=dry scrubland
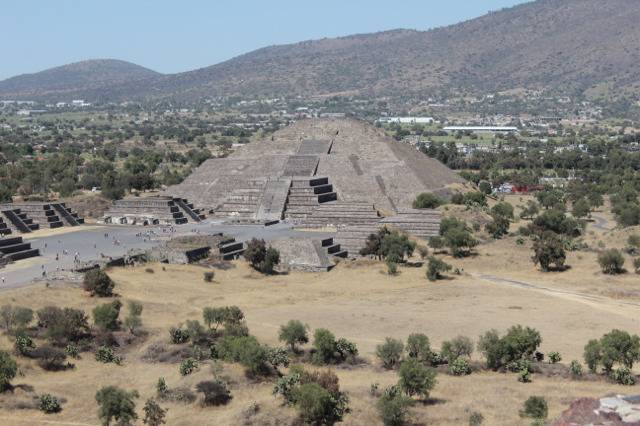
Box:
[1,216,639,426]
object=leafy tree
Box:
[37,306,90,344]
[0,350,18,391]
[398,358,437,399]
[491,202,514,220]
[142,398,167,426]
[377,385,413,426]
[598,249,626,274]
[311,328,357,365]
[572,198,591,219]
[519,200,540,220]
[532,231,566,271]
[83,269,115,297]
[93,300,122,331]
[440,218,477,257]
[441,336,474,362]
[406,333,433,364]
[243,239,280,274]
[413,193,443,209]
[124,301,143,334]
[361,228,416,262]
[376,338,404,369]
[585,329,640,373]
[536,188,565,210]
[279,320,309,352]
[426,257,452,281]
[477,326,542,370]
[583,339,602,373]
[478,180,492,195]
[95,386,139,426]
[217,335,270,376]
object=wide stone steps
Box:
[0,236,40,262]
[219,239,245,260]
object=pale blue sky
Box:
[1,0,530,80]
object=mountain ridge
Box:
[2,0,639,102]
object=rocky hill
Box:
[2,0,639,102]
[0,59,160,100]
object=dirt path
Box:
[472,272,640,318]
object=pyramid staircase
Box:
[0,236,40,262]
[218,237,245,260]
[284,177,338,220]
[0,208,39,233]
[320,237,348,259]
[174,198,206,222]
[213,179,266,220]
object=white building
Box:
[379,117,434,124]
[443,126,518,134]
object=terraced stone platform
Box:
[0,236,40,263]
[380,209,441,240]
[103,196,204,225]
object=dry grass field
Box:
[1,227,639,426]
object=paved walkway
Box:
[0,220,333,290]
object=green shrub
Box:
[548,351,561,364]
[0,350,17,391]
[398,358,437,398]
[142,398,167,426]
[123,301,143,334]
[179,358,199,376]
[517,367,531,383]
[65,344,80,359]
[169,326,190,344]
[273,371,302,405]
[92,300,122,331]
[217,335,270,376]
[95,346,121,365]
[532,231,566,271]
[448,358,471,376]
[386,260,398,275]
[598,249,626,274]
[39,393,62,413]
[521,396,548,419]
[376,385,413,426]
[0,305,34,335]
[569,360,583,378]
[36,306,90,345]
[611,366,636,385]
[196,380,232,405]
[376,338,404,369]
[294,382,347,425]
[244,238,280,274]
[83,269,115,297]
[14,334,36,356]
[413,193,444,209]
[469,411,484,426]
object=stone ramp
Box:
[256,179,291,222]
[379,209,441,240]
[282,155,319,177]
[297,139,333,155]
[270,238,336,272]
[213,179,266,220]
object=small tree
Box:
[376,338,404,369]
[0,305,33,335]
[376,385,413,426]
[83,269,115,297]
[0,350,18,391]
[521,396,548,419]
[279,320,308,352]
[406,333,433,364]
[532,231,566,271]
[569,360,583,378]
[123,301,143,334]
[93,301,122,331]
[398,358,437,399]
[294,382,346,425]
[598,249,626,274]
[142,398,167,426]
[95,386,139,426]
[441,336,474,362]
[244,239,281,274]
[313,328,337,365]
[426,257,452,281]
[572,198,590,219]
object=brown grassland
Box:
[0,197,639,425]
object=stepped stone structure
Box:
[0,202,85,235]
[164,118,461,255]
[0,236,40,265]
[102,196,205,225]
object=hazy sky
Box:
[1,0,529,80]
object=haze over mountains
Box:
[2,0,639,102]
